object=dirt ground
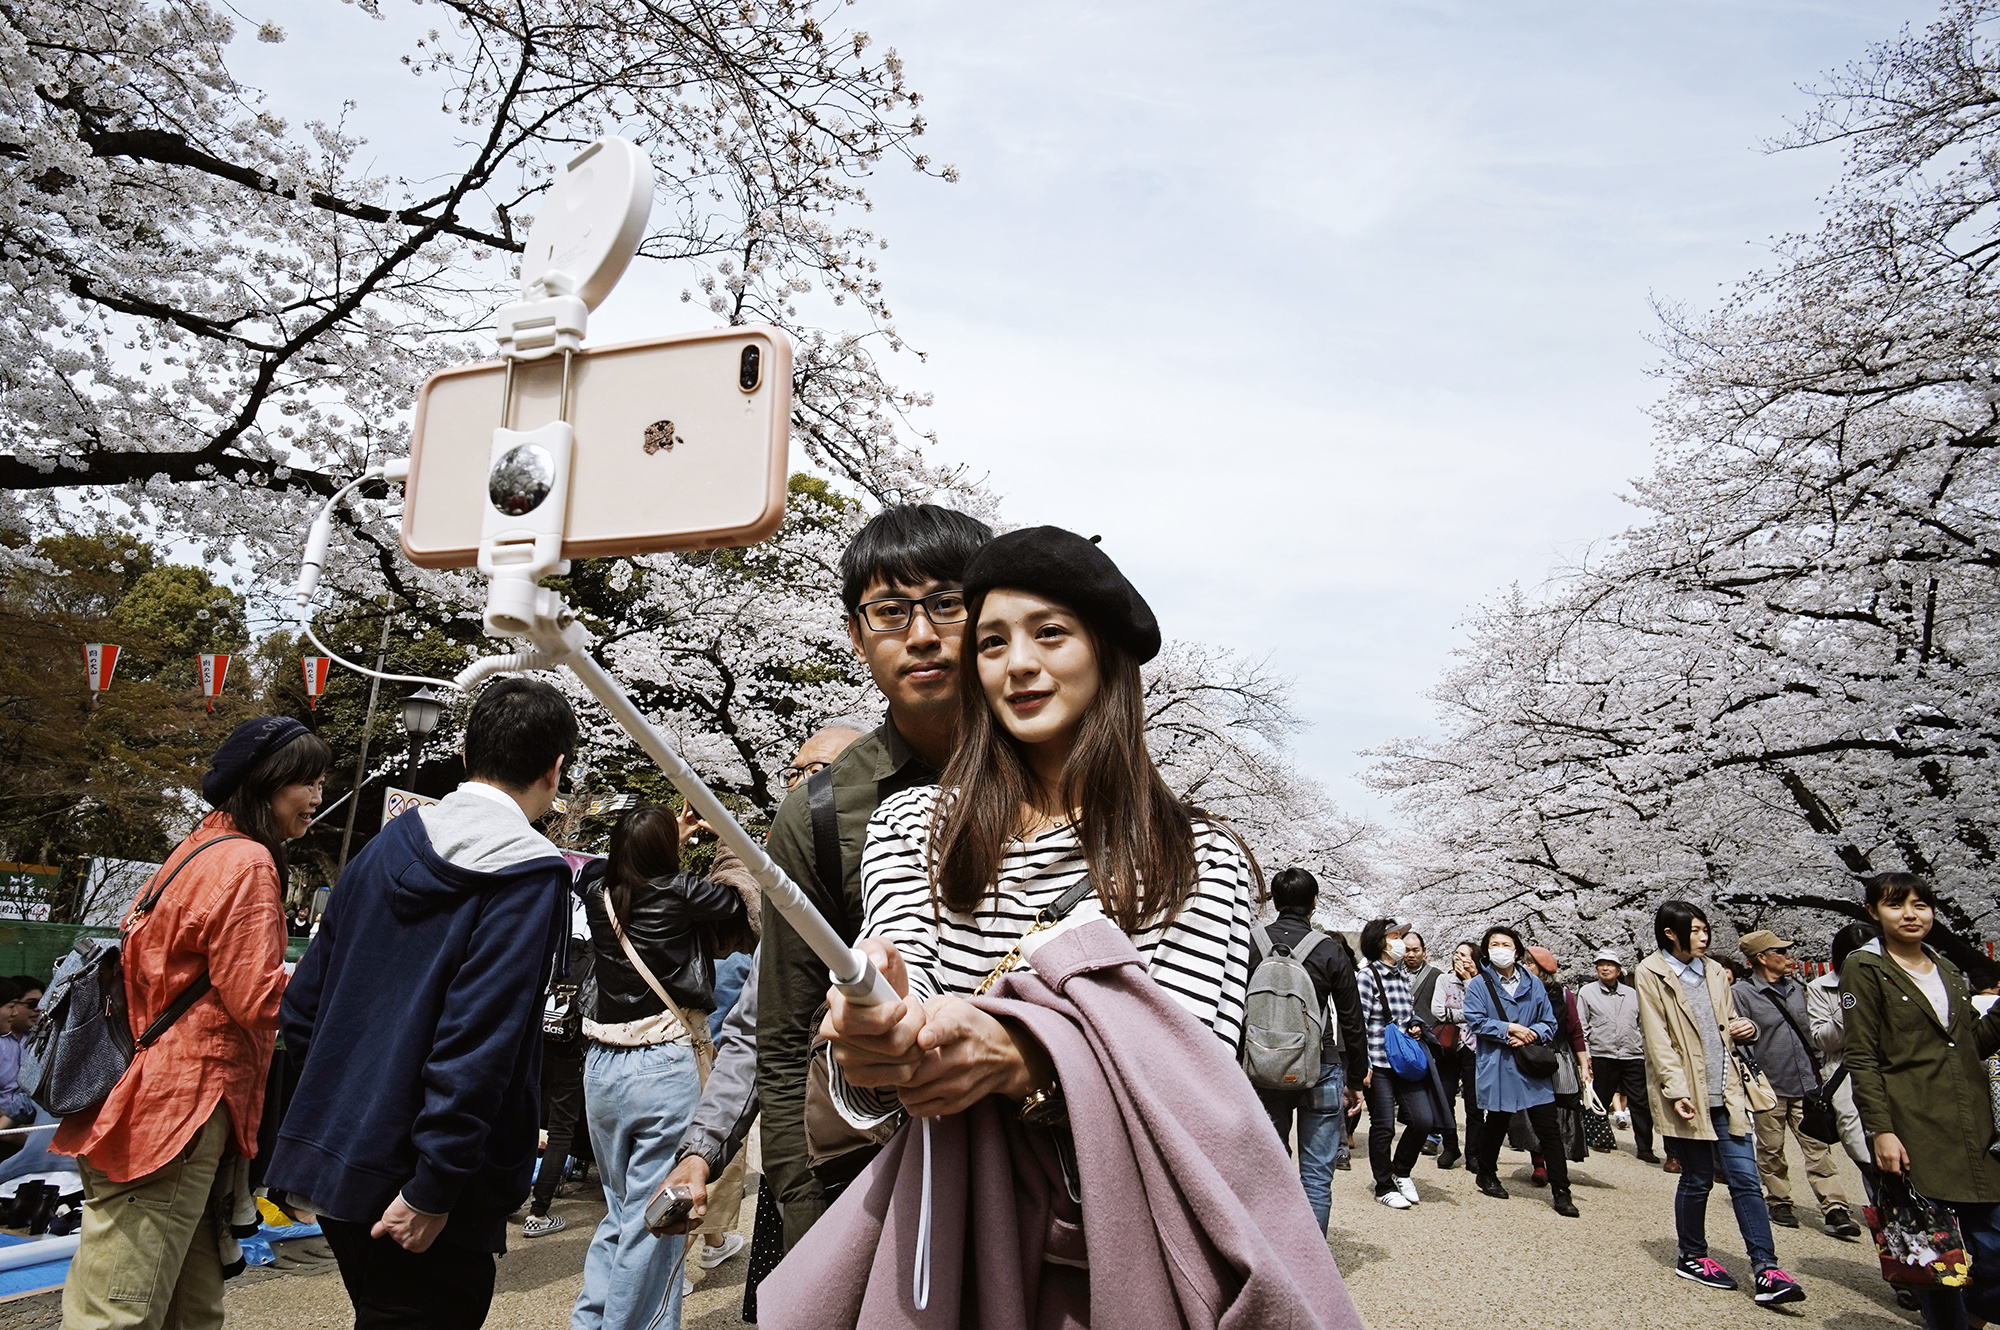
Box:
[0,1127,1935,1328]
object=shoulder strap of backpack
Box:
[127,833,250,1049]
[132,834,250,923]
[135,972,213,1049]
[1251,923,1274,960]
[806,768,842,914]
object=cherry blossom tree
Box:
[1375,0,2000,965]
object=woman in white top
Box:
[823,526,1260,1122]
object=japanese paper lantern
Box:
[301,656,331,710]
[83,643,120,709]
[198,653,231,714]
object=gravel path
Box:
[0,1130,1928,1327]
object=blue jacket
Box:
[1463,964,1558,1113]
[267,807,569,1251]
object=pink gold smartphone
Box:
[400,325,791,568]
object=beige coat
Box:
[1634,951,1760,1141]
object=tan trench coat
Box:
[1634,950,1761,1141]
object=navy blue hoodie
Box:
[268,802,569,1251]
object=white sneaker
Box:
[682,1273,694,1298]
[698,1231,745,1269]
[1394,1176,1420,1205]
[1377,1189,1412,1209]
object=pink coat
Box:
[760,919,1363,1330]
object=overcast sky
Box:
[243,0,1938,824]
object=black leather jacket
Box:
[581,859,749,1024]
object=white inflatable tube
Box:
[0,1234,78,1272]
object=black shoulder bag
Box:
[1481,971,1559,1078]
[1762,990,1847,1145]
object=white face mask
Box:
[1488,946,1516,970]
[1386,938,1407,963]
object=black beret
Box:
[202,715,311,808]
[962,526,1161,663]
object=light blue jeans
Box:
[572,1041,702,1330]
[1297,1061,1346,1233]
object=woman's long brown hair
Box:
[606,804,683,922]
[929,602,1197,931]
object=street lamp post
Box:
[400,686,446,787]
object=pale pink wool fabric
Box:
[761,919,1363,1330]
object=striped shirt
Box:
[1355,961,1416,1071]
[859,785,1259,1046]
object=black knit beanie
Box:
[202,716,311,808]
[962,526,1161,663]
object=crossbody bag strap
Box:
[973,876,1098,997]
[603,892,715,1086]
[1762,990,1824,1088]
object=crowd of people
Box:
[28,501,2000,1330]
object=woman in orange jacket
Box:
[57,715,329,1330]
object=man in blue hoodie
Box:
[270,677,576,1329]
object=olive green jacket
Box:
[1841,945,2000,1204]
[755,719,935,1250]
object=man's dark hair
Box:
[839,504,993,615]
[1654,899,1709,955]
[1270,866,1319,913]
[1406,930,1425,950]
[464,678,578,790]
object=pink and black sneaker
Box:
[1675,1256,1737,1290]
[1753,1268,1806,1306]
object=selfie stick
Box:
[294,137,894,1014]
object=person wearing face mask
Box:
[1843,873,2000,1330]
[1462,926,1577,1217]
[1354,919,1437,1209]
[1635,900,1804,1307]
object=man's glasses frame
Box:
[853,589,969,635]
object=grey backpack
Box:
[1240,924,1328,1090]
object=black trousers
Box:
[1430,1045,1471,1154]
[1475,1103,1570,1193]
[1590,1054,1655,1155]
[1364,1069,1436,1196]
[532,1042,587,1213]
[321,1217,496,1330]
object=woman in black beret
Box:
[822,526,1262,1119]
[58,716,330,1329]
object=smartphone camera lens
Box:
[738,344,761,392]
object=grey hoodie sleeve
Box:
[677,946,760,1173]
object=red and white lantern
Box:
[83,643,120,709]
[301,656,331,710]
[198,653,231,714]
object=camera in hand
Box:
[645,1182,696,1231]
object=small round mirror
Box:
[490,444,555,516]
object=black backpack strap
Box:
[136,973,212,1048]
[133,834,250,920]
[126,832,249,1050]
[806,768,844,925]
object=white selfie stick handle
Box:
[560,646,893,1005]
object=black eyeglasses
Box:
[782,760,830,788]
[854,589,968,634]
